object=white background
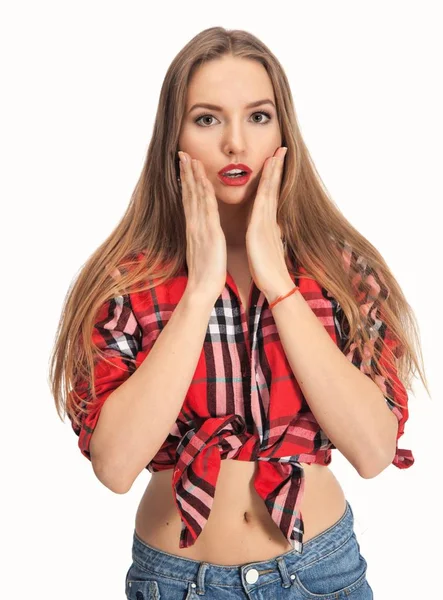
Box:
[1,1,440,598]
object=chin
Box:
[216,192,253,205]
[215,182,257,204]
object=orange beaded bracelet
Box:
[269,285,300,310]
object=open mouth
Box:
[217,171,252,186]
[222,170,248,178]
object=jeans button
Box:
[245,568,259,584]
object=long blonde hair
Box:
[49,26,430,431]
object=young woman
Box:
[50,27,427,600]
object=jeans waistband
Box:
[130,500,354,593]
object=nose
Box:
[222,122,246,159]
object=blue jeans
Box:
[125,500,373,599]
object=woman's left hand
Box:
[246,146,293,301]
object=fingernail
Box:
[178,151,187,164]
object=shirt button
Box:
[245,568,259,584]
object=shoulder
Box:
[114,251,189,332]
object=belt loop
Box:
[195,562,209,595]
[276,556,292,589]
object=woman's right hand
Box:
[178,151,227,303]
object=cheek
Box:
[179,134,212,163]
[177,125,199,153]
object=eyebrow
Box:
[188,98,276,113]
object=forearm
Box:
[91,289,214,493]
[266,278,398,478]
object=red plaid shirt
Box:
[70,246,414,551]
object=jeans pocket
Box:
[292,532,368,599]
[126,579,160,600]
[125,562,161,600]
[125,560,198,600]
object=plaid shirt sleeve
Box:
[335,246,414,469]
[69,291,143,461]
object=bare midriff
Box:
[134,459,347,566]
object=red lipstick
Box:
[217,163,252,186]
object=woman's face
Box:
[178,56,282,206]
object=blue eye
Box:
[194,111,272,127]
